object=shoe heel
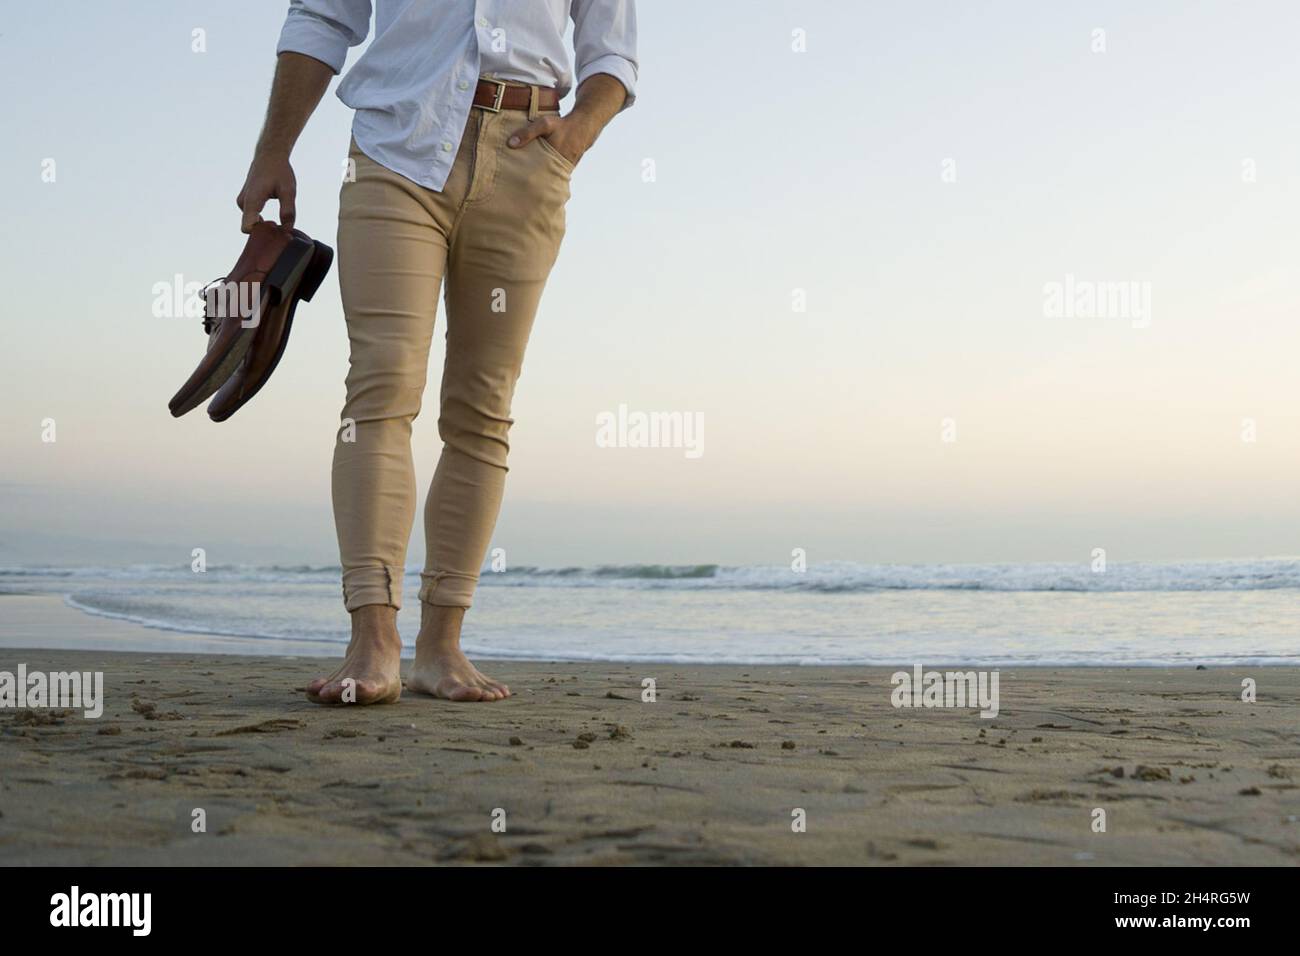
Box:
[297,241,334,302]
[264,236,314,300]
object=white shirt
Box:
[277,0,638,191]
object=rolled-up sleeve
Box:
[571,0,638,108]
[276,0,373,75]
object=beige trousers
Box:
[333,95,572,611]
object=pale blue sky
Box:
[2,1,1299,568]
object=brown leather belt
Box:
[472,77,561,112]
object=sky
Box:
[2,0,1299,569]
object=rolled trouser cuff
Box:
[342,566,402,611]
[418,569,477,608]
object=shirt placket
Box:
[433,2,493,181]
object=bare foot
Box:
[307,605,403,705]
[406,604,511,702]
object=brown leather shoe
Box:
[168,223,326,418]
[206,229,333,422]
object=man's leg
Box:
[408,101,572,701]
[310,141,457,704]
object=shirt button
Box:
[478,18,489,27]
[458,80,469,91]
[442,142,453,152]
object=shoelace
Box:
[197,276,230,335]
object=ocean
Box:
[2,559,1297,666]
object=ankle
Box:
[419,601,464,633]
[349,604,403,650]
[417,632,463,655]
[415,603,465,652]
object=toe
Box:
[443,681,485,702]
[318,677,361,704]
[356,679,399,704]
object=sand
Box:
[0,594,1297,865]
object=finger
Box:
[278,190,297,230]
[507,116,555,148]
[241,195,265,234]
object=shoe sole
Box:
[167,324,258,418]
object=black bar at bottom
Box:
[0,865,1290,940]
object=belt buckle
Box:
[481,78,506,113]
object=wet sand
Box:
[1,595,1297,865]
